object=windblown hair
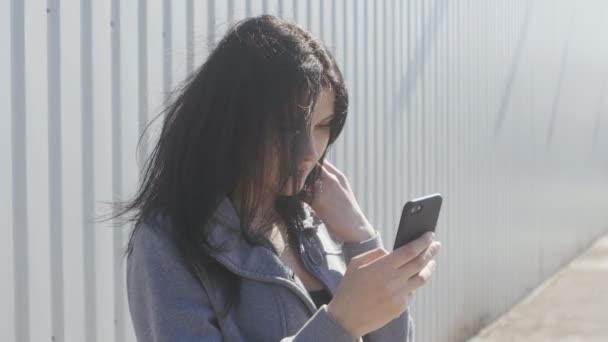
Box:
[105,15,349,316]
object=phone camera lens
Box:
[411,205,422,214]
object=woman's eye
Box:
[316,124,331,130]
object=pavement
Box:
[468,235,608,342]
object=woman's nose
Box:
[301,137,319,164]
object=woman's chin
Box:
[278,179,306,197]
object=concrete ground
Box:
[468,235,608,342]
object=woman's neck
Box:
[228,192,291,252]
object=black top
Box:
[308,288,332,308]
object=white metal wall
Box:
[2,1,608,341]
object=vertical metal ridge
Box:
[398,0,404,231]
[545,40,570,147]
[342,0,348,176]
[419,0,426,197]
[394,0,401,243]
[306,0,312,29]
[228,0,235,24]
[381,0,388,242]
[444,2,453,340]
[361,0,369,222]
[10,0,29,340]
[80,0,97,340]
[333,0,344,169]
[137,0,148,172]
[47,0,65,341]
[456,0,464,330]
[420,0,427,333]
[162,0,172,104]
[186,0,194,74]
[318,0,324,39]
[406,0,412,203]
[414,0,420,206]
[352,0,360,211]
[372,0,379,234]
[110,1,124,341]
[208,0,215,51]
[277,0,283,18]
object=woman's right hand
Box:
[327,231,441,339]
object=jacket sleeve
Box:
[127,222,367,342]
[341,230,416,342]
[279,305,358,342]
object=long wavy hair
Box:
[105,14,349,316]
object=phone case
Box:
[393,193,443,250]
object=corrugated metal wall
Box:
[2,1,608,341]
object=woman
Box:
[120,15,441,341]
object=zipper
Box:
[212,254,319,316]
[298,230,333,298]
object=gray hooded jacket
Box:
[127,196,415,341]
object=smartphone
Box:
[393,193,443,250]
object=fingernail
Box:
[433,242,441,256]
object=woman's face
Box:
[277,88,336,196]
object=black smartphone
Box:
[393,193,443,250]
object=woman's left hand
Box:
[303,160,375,243]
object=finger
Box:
[398,241,441,279]
[317,162,342,183]
[322,160,344,178]
[384,231,435,269]
[407,259,437,291]
[319,161,349,189]
[315,164,348,194]
[348,247,388,268]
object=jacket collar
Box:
[203,196,290,280]
[206,196,340,291]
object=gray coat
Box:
[127,196,415,341]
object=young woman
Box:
[120,15,441,341]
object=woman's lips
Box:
[298,166,312,176]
